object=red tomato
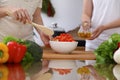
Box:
[53,33,75,42]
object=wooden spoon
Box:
[30,22,54,36]
[6,11,54,36]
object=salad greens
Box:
[94,33,120,64]
[94,63,116,80]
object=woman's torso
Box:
[86,0,120,50]
[0,0,42,41]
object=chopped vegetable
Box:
[0,43,9,63]
[52,33,75,42]
[7,41,27,63]
[53,68,72,75]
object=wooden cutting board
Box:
[42,47,96,60]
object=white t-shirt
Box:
[0,0,42,41]
[86,0,120,51]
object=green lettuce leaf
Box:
[94,33,120,64]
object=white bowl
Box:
[49,41,78,53]
[48,60,77,69]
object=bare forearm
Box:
[33,11,50,46]
[32,7,43,34]
[103,18,120,30]
[32,14,43,25]
[33,16,44,36]
[90,18,120,40]
[0,7,8,18]
[81,0,93,23]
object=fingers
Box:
[87,26,103,40]
[82,21,91,31]
[87,31,99,40]
[13,8,31,24]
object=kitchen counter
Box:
[1,47,118,80]
[2,61,117,80]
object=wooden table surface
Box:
[42,47,96,60]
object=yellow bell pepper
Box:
[0,43,9,63]
[0,65,9,80]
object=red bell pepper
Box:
[7,64,25,80]
[7,41,27,63]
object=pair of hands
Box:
[6,6,31,24]
[82,22,105,40]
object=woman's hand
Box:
[5,6,31,24]
[82,21,91,31]
[89,25,105,40]
[86,65,106,80]
[40,32,50,47]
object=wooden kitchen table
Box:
[42,47,96,60]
